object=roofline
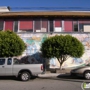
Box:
[0,11,90,17]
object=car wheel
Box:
[20,71,30,81]
[84,71,90,80]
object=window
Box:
[7,58,12,65]
[34,19,41,32]
[13,58,20,64]
[0,59,5,65]
[54,19,62,32]
[64,20,73,32]
[41,19,48,32]
[14,21,18,32]
[79,20,90,32]
[34,19,48,32]
[49,20,54,32]
[73,21,78,32]
[5,20,13,31]
[0,21,4,30]
[19,19,33,32]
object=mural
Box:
[17,33,90,69]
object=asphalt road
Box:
[0,75,89,90]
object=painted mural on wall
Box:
[17,33,90,69]
[17,33,47,64]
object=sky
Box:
[0,0,90,11]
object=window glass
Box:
[73,21,78,32]
[0,59,5,65]
[13,58,20,64]
[79,20,90,32]
[54,19,62,32]
[14,21,18,32]
[5,20,13,31]
[34,19,41,32]
[34,19,48,32]
[7,58,12,65]
[49,20,54,32]
[64,20,73,32]
[19,19,33,32]
[0,21,4,30]
[41,19,48,32]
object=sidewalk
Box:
[38,71,65,78]
[38,69,71,78]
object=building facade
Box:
[0,10,90,70]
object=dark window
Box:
[49,20,54,32]
[7,58,12,65]
[14,21,18,32]
[34,19,41,32]
[0,59,5,65]
[13,58,20,64]
[79,20,90,32]
[0,21,4,30]
[41,19,48,32]
[73,21,78,32]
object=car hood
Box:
[72,66,87,71]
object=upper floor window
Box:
[0,21,4,30]
[12,18,90,33]
[64,20,73,32]
[18,19,33,32]
[73,21,78,32]
[54,19,62,32]
[78,20,90,32]
[34,19,48,32]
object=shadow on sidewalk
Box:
[39,73,88,83]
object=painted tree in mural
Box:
[41,35,84,69]
[0,31,26,57]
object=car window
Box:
[13,58,20,64]
[0,59,5,65]
[7,58,12,65]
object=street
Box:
[0,74,89,90]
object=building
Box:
[0,7,90,70]
[1,10,90,32]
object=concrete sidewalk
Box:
[38,71,65,78]
[38,73,61,78]
[38,69,71,78]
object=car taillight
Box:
[41,65,43,71]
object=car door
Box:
[0,58,6,75]
[5,58,13,75]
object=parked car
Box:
[0,58,43,81]
[70,63,90,80]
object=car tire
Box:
[20,71,31,81]
[84,71,90,80]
